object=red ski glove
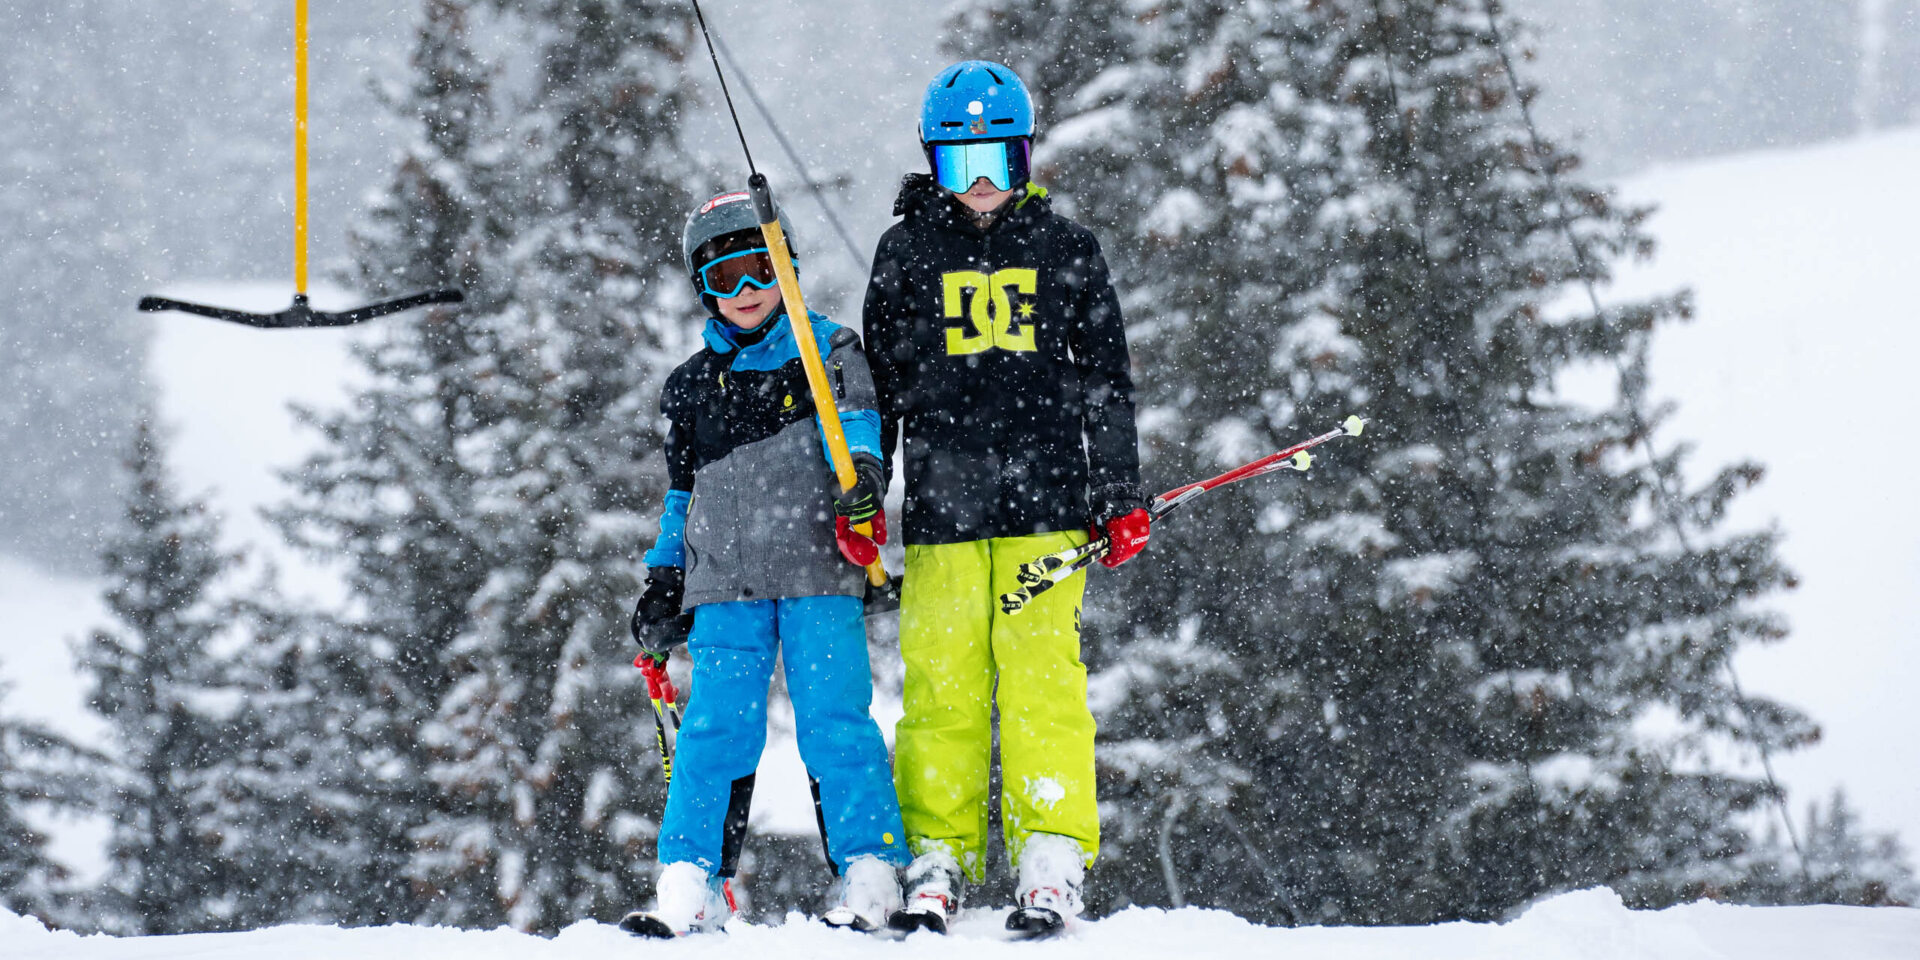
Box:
[835,511,887,567]
[832,452,888,567]
[1095,508,1152,568]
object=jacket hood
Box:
[892,173,1052,233]
[703,308,785,354]
[701,309,842,375]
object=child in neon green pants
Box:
[861,61,1154,932]
[893,531,1096,879]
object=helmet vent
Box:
[991,118,1015,124]
[985,68,1004,83]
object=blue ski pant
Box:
[657,594,907,875]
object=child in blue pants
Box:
[624,189,906,937]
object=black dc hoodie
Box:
[863,174,1143,546]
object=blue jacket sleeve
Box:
[644,489,692,568]
[839,409,882,462]
[646,373,698,569]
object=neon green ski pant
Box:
[894,530,1097,881]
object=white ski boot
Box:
[820,855,902,932]
[619,861,734,938]
[887,846,962,935]
[1007,833,1085,939]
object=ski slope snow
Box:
[5,888,1917,959]
[1594,125,1920,853]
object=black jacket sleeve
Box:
[861,230,913,485]
[1067,232,1143,495]
[661,369,697,495]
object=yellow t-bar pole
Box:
[747,175,887,588]
[294,0,310,296]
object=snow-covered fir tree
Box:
[0,672,107,928]
[194,595,434,929]
[1734,789,1916,907]
[0,692,71,923]
[955,0,1821,923]
[81,418,244,934]
[271,0,702,932]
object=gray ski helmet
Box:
[682,189,797,277]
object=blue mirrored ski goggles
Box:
[928,137,1031,193]
[695,246,797,299]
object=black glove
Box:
[832,452,887,526]
[630,567,693,655]
[1089,481,1149,527]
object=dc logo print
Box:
[942,268,1040,355]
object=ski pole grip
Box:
[748,173,777,225]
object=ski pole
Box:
[1000,415,1367,614]
[690,0,888,589]
[635,651,682,784]
[998,450,1308,614]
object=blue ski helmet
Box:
[919,60,1034,144]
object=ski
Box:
[885,906,948,935]
[617,911,680,939]
[1004,905,1065,940]
[820,911,884,934]
[1000,415,1367,614]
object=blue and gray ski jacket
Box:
[645,310,882,609]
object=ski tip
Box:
[1290,451,1313,471]
[820,910,882,934]
[617,912,679,939]
[1004,905,1065,940]
[886,909,949,936]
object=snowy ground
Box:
[6,888,1919,959]
[3,129,1919,891]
